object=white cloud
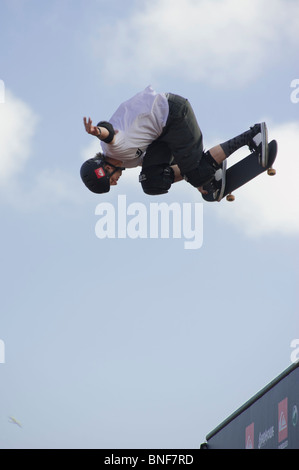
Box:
[0,89,84,211]
[95,0,299,86]
[0,90,38,184]
[21,168,84,211]
[209,121,299,237]
[81,138,101,163]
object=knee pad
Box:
[184,166,214,187]
[139,165,175,195]
[183,153,218,187]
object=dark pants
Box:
[140,94,216,193]
[142,93,203,174]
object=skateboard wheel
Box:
[267,167,276,176]
[226,194,235,202]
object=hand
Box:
[83,117,100,136]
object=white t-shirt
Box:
[100,86,169,168]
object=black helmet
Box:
[80,154,110,194]
[80,153,125,194]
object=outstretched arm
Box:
[83,117,110,141]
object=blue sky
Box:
[0,0,298,449]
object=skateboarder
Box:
[81,86,268,198]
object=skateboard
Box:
[202,139,278,202]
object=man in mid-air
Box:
[80,86,268,199]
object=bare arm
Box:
[83,117,110,141]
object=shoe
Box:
[202,178,220,200]
[248,122,269,167]
[202,162,226,201]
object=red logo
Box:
[278,398,288,443]
[245,423,254,449]
[94,168,105,179]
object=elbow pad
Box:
[97,121,115,144]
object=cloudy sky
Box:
[0,0,298,449]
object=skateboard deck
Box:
[202,139,278,202]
